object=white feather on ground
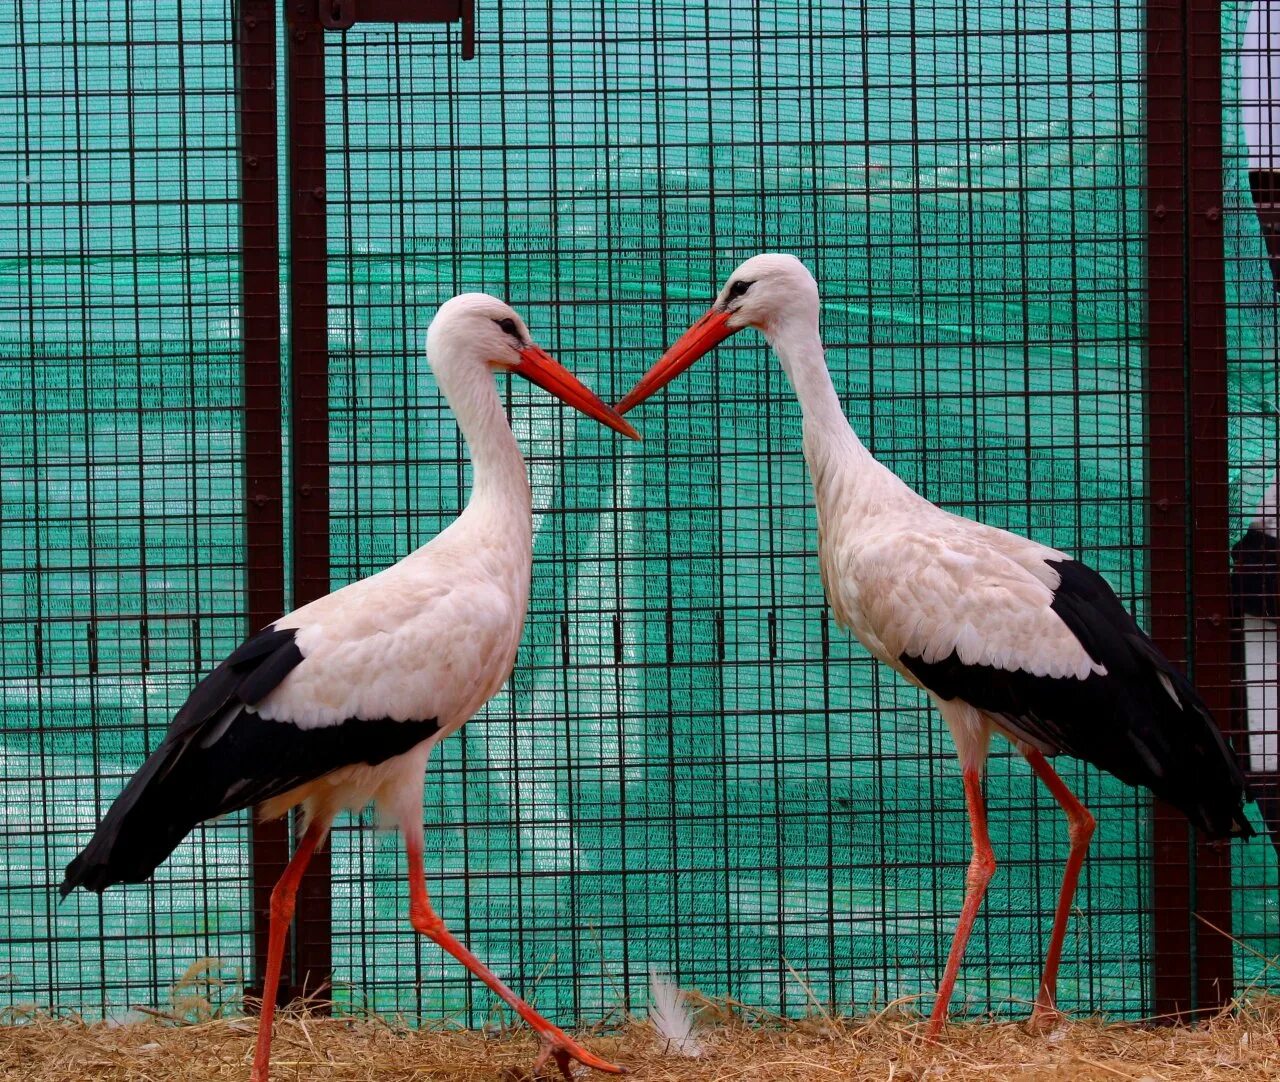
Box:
[647,968,702,1058]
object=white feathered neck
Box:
[428,338,532,515]
[764,318,915,515]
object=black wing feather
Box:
[237,640,310,705]
[61,626,440,896]
[900,559,1254,842]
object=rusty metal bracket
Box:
[316,0,475,59]
[317,0,355,30]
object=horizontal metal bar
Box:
[318,0,475,57]
[349,0,463,20]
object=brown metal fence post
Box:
[1184,0,1237,1015]
[238,0,481,1012]
[284,0,335,1007]
[235,0,291,1011]
[1146,0,1236,1019]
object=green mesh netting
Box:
[0,1,250,1018]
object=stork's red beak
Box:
[615,308,737,415]
[513,345,641,441]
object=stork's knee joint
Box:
[269,889,296,924]
[1070,809,1096,847]
[410,907,445,938]
[966,852,996,890]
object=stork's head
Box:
[427,293,639,440]
[615,253,819,415]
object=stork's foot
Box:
[248,1046,273,1082]
[1025,1005,1066,1035]
[531,1023,625,1078]
[405,845,624,1077]
[923,1010,948,1042]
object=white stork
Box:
[61,294,636,1080]
[1231,478,1280,853]
[616,253,1256,1036]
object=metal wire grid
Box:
[1223,0,1280,985]
[1,0,1270,1031]
[0,1,251,1017]
[320,1,1155,1025]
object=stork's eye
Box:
[728,279,752,299]
[495,317,519,337]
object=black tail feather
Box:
[59,627,308,897]
[60,738,211,896]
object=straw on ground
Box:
[3,996,1279,1081]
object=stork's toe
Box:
[531,1029,625,1078]
[1026,1006,1068,1035]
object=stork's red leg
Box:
[1023,748,1095,1028]
[927,767,996,1039]
[250,821,326,1082]
[404,842,624,1077]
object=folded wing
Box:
[61,626,439,895]
[858,531,1252,840]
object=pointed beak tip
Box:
[513,345,643,441]
[606,409,642,441]
[613,307,735,420]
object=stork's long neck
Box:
[766,318,904,511]
[767,321,868,461]
[436,360,531,512]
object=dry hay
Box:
[3,992,1280,1082]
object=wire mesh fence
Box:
[0,0,252,1018]
[0,0,1276,1032]
[320,0,1156,1024]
